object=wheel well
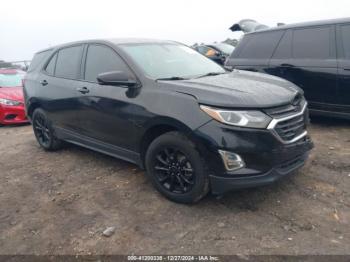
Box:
[27,102,40,119]
[140,125,179,167]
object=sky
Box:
[1,0,350,61]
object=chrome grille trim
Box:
[267,102,308,144]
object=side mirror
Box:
[97,71,137,88]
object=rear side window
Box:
[55,45,83,79]
[340,24,350,59]
[44,53,57,75]
[27,50,52,72]
[293,27,331,59]
[84,44,131,82]
[272,30,292,59]
[235,31,283,59]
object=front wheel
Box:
[145,131,209,204]
[32,108,63,151]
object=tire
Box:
[32,108,63,151]
[145,131,209,204]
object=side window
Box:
[27,50,52,72]
[293,27,331,59]
[237,31,283,59]
[84,44,131,82]
[197,46,210,55]
[272,30,292,59]
[340,24,350,59]
[44,53,57,75]
[55,45,83,79]
[205,47,217,57]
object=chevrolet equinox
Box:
[24,39,313,203]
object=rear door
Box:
[226,31,283,73]
[336,23,350,112]
[270,26,337,107]
[40,45,84,132]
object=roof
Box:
[247,17,350,34]
[35,38,176,54]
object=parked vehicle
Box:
[226,18,350,119]
[0,69,28,125]
[194,43,234,65]
[24,39,313,203]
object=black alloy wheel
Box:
[145,131,209,204]
[154,147,195,194]
[33,112,51,147]
[32,108,63,151]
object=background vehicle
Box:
[0,69,28,125]
[194,43,234,65]
[24,39,312,203]
[225,18,350,119]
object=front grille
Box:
[266,96,308,143]
[274,114,306,141]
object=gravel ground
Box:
[0,117,349,255]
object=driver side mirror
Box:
[97,71,138,88]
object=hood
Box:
[0,87,24,102]
[159,70,301,109]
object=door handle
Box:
[40,80,48,86]
[77,87,90,94]
[343,68,350,71]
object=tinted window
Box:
[28,50,52,72]
[340,24,350,59]
[272,30,292,59]
[55,45,83,79]
[197,46,210,55]
[45,53,57,75]
[293,27,331,59]
[84,45,130,82]
[236,31,283,59]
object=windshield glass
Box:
[0,73,24,87]
[120,43,225,79]
[213,44,235,55]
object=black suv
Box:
[24,39,313,203]
[226,18,350,119]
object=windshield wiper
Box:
[196,72,226,78]
[156,76,188,81]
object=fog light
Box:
[218,150,245,171]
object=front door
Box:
[76,43,139,152]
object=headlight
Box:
[200,105,271,128]
[0,98,22,106]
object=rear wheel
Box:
[32,108,63,151]
[145,131,209,204]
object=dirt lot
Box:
[0,118,349,255]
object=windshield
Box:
[212,44,235,55]
[120,43,225,79]
[0,73,24,87]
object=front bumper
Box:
[194,120,313,195]
[0,104,29,125]
[209,151,310,194]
